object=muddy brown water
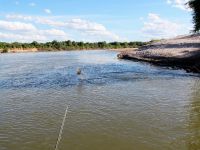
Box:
[0,50,200,150]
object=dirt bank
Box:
[0,47,137,53]
[118,34,200,73]
[0,48,38,53]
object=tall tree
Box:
[188,0,200,32]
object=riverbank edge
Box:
[117,35,200,73]
[118,52,200,73]
[0,48,137,54]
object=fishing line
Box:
[54,105,69,150]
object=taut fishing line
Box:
[54,105,69,150]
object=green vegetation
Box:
[0,41,147,52]
[188,0,200,32]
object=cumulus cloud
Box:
[38,18,120,40]
[0,20,36,31]
[36,18,65,26]
[44,9,52,14]
[0,32,47,42]
[141,13,187,39]
[29,2,36,7]
[0,28,68,42]
[166,0,190,11]
[15,1,19,5]
[41,29,67,36]
[32,29,67,41]
[5,14,120,41]
[6,14,33,21]
[0,19,68,42]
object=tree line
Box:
[0,40,148,53]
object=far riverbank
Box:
[0,41,146,54]
[0,47,137,54]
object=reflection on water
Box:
[0,50,200,150]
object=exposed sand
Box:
[9,48,38,53]
[0,48,137,53]
[109,48,138,52]
[0,48,38,53]
[118,34,200,73]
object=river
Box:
[0,50,200,150]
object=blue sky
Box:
[0,0,192,42]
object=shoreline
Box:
[118,34,200,73]
[0,47,137,54]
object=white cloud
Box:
[44,9,52,14]
[41,29,67,36]
[66,19,107,31]
[6,14,33,21]
[0,32,47,42]
[0,28,68,42]
[0,19,68,42]
[36,18,65,26]
[0,20,36,31]
[5,14,120,41]
[33,29,67,41]
[166,0,190,11]
[37,18,120,41]
[141,13,188,39]
[29,2,36,7]
[15,1,19,5]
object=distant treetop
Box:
[188,0,200,32]
[0,41,147,52]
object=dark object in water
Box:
[77,68,82,75]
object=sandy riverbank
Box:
[109,48,138,52]
[0,47,136,53]
[0,48,38,53]
[118,34,200,73]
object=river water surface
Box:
[0,50,200,150]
